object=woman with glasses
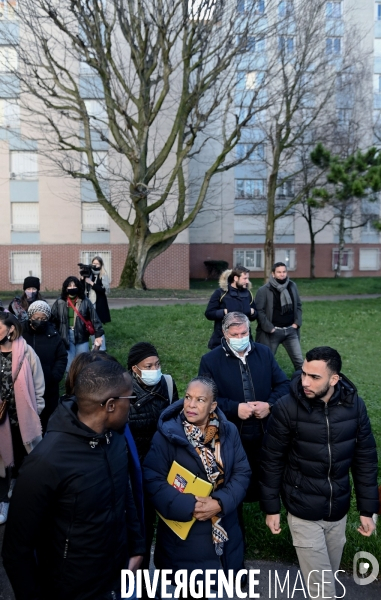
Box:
[22,301,67,433]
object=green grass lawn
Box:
[104,298,380,570]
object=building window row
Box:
[0,0,17,20]
[9,250,112,284]
[233,248,380,273]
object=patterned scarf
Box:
[183,411,228,555]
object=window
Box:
[234,248,264,270]
[238,106,256,126]
[359,249,379,271]
[0,45,17,71]
[237,0,265,15]
[80,250,111,281]
[81,203,110,232]
[332,249,353,270]
[11,203,39,231]
[0,99,19,128]
[278,36,294,54]
[326,37,341,55]
[237,36,265,53]
[84,99,107,122]
[278,1,293,17]
[274,248,296,270]
[376,3,381,20]
[277,180,294,196]
[326,2,341,19]
[236,143,265,161]
[81,151,108,179]
[236,179,265,198]
[0,0,17,20]
[237,71,264,90]
[10,251,41,284]
[10,152,38,179]
[337,109,351,126]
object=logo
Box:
[353,551,379,586]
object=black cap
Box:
[127,342,158,370]
[23,276,40,291]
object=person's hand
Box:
[224,309,228,315]
[85,278,94,286]
[94,337,103,347]
[250,308,255,315]
[128,555,143,573]
[270,328,275,333]
[193,497,220,521]
[292,323,298,329]
[250,401,270,419]
[238,403,254,419]
[357,516,376,537]
[266,514,282,534]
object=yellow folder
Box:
[157,460,213,540]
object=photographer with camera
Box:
[79,256,111,351]
[51,277,104,372]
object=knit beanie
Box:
[23,276,40,291]
[28,300,51,319]
[127,342,159,370]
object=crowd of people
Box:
[0,261,379,600]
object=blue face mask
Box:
[138,368,162,386]
[228,335,250,353]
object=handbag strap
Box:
[67,297,87,327]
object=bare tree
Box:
[6,0,275,288]
[240,0,366,279]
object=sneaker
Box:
[0,501,9,525]
[8,478,16,499]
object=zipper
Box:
[63,539,69,558]
[324,403,333,517]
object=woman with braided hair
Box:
[143,376,251,595]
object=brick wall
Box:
[189,244,381,279]
[0,244,189,291]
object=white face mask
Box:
[228,335,250,353]
[137,367,162,386]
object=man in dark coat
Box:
[199,311,289,507]
[205,266,257,349]
[255,261,303,369]
[2,361,145,600]
[260,346,379,598]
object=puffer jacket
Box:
[50,297,104,348]
[260,374,379,522]
[128,374,179,463]
[205,270,257,349]
[2,398,145,600]
[143,400,251,576]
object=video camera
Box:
[78,263,93,278]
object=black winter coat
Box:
[2,398,145,600]
[143,401,251,576]
[260,375,379,522]
[205,284,257,349]
[50,297,104,348]
[22,321,67,430]
[199,340,289,501]
[128,374,179,463]
[85,275,111,324]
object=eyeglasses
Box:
[99,396,136,407]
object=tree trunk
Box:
[264,143,281,281]
[307,204,316,279]
[335,212,346,278]
[119,231,150,289]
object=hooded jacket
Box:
[143,400,251,576]
[260,374,379,522]
[2,398,145,600]
[205,270,257,349]
[50,296,104,348]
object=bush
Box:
[203,260,229,279]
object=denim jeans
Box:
[269,326,303,370]
[66,328,90,371]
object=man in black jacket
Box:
[199,311,289,506]
[260,347,379,599]
[255,262,303,369]
[2,361,145,600]
[205,265,257,349]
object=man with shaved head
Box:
[2,360,145,600]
